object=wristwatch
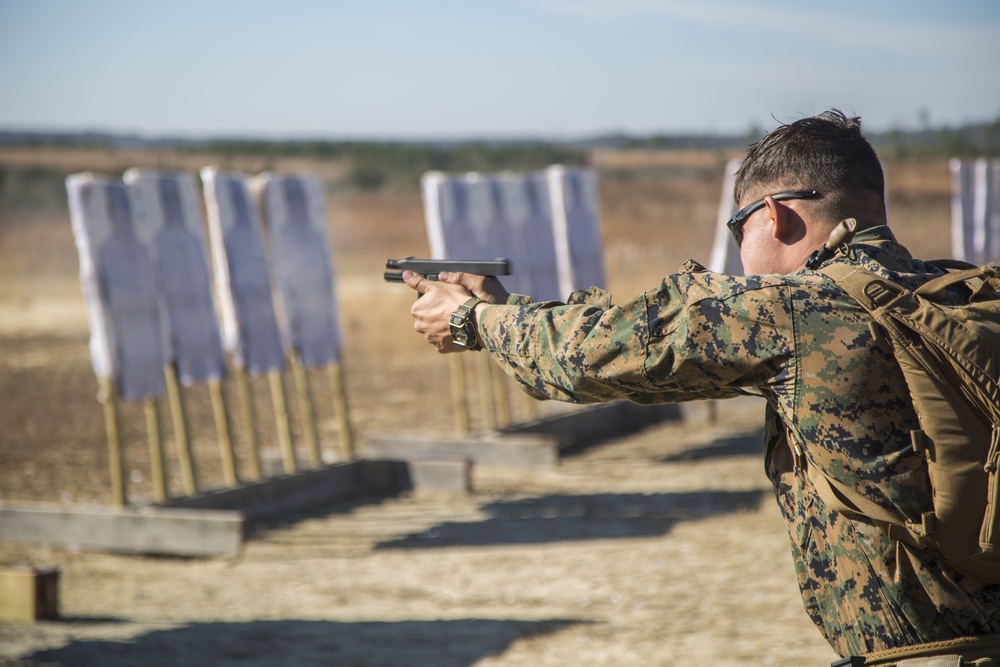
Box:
[449,296,484,350]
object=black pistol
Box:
[384,257,511,283]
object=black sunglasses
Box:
[727,190,819,246]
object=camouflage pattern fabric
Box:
[476,226,1000,657]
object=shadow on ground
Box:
[23,617,585,667]
[658,428,765,462]
[376,489,766,549]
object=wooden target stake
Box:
[232,365,262,480]
[98,377,127,507]
[163,363,198,495]
[475,352,497,431]
[522,389,540,422]
[290,353,322,468]
[143,398,168,503]
[450,355,470,435]
[489,359,511,429]
[327,362,355,461]
[268,369,297,474]
[208,378,239,487]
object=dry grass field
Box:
[0,145,954,666]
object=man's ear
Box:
[763,196,803,244]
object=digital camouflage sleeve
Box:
[475,226,1000,657]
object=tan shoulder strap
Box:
[914,264,1000,300]
[818,261,857,283]
[811,261,933,548]
[819,260,1000,305]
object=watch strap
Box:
[449,296,484,350]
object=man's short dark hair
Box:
[734,109,886,226]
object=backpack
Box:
[811,259,1000,583]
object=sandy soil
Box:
[0,397,838,667]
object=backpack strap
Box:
[820,262,910,310]
[821,261,1000,305]
[914,264,1000,301]
[810,261,938,548]
[929,258,978,271]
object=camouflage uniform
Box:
[476,226,1000,658]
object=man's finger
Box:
[439,271,508,304]
[402,270,431,295]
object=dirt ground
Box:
[0,147,955,666]
[0,401,843,667]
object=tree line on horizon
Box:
[1,113,998,193]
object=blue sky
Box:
[1,0,998,139]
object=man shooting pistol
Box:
[400,110,1000,666]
